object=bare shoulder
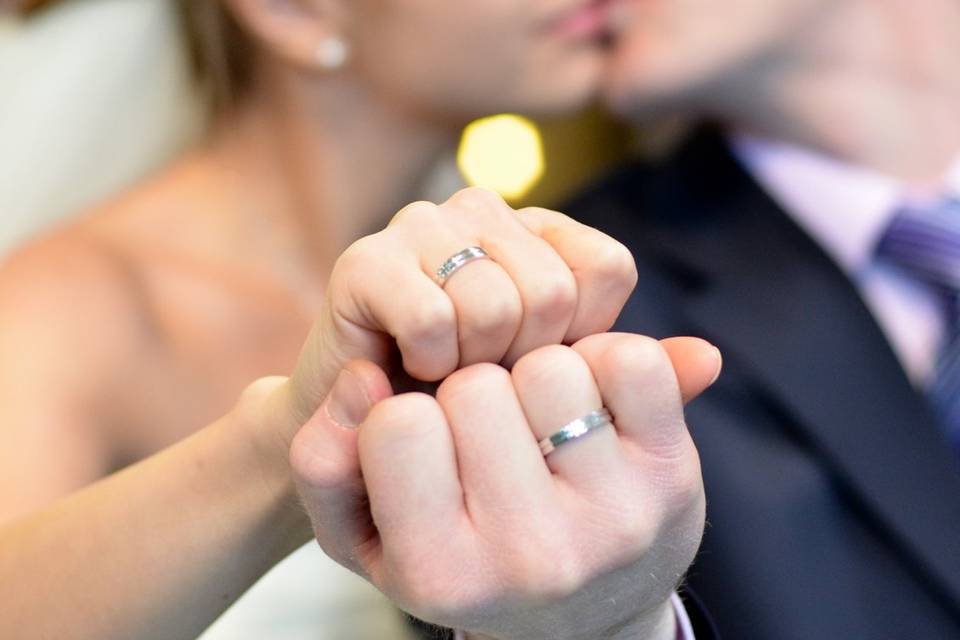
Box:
[0,226,158,513]
[0,154,257,513]
[0,149,226,340]
[0,153,225,421]
[0,225,154,397]
[83,150,237,259]
[0,151,302,463]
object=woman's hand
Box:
[291,333,721,640]
[281,186,639,430]
[270,188,720,605]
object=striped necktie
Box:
[874,196,960,456]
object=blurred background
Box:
[6,2,957,639]
[0,0,634,259]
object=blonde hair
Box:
[173,0,255,112]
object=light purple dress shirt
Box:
[734,133,960,388]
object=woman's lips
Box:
[547,0,614,39]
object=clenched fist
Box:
[290,333,720,640]
[279,186,639,431]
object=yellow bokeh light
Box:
[457,114,545,202]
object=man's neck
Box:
[714,0,960,182]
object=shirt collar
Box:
[731,132,960,276]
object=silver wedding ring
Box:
[435,246,490,287]
[538,408,614,457]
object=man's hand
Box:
[291,333,720,640]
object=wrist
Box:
[230,376,314,549]
[462,597,676,640]
[616,597,677,640]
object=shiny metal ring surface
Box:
[538,408,614,457]
[435,246,490,287]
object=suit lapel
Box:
[611,129,960,611]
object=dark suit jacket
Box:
[560,128,960,639]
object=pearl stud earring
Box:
[316,37,349,70]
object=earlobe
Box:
[222,0,349,72]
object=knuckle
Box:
[460,292,522,339]
[390,200,440,227]
[528,274,578,322]
[515,205,553,217]
[361,393,444,445]
[400,298,457,346]
[592,239,638,290]
[603,334,671,379]
[447,186,509,216]
[512,344,582,389]
[437,362,511,406]
[450,187,507,208]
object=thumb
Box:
[660,337,723,404]
[288,359,393,575]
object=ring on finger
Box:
[435,246,490,287]
[538,408,614,457]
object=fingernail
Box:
[708,347,723,386]
[324,369,371,429]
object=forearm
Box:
[0,383,311,640]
